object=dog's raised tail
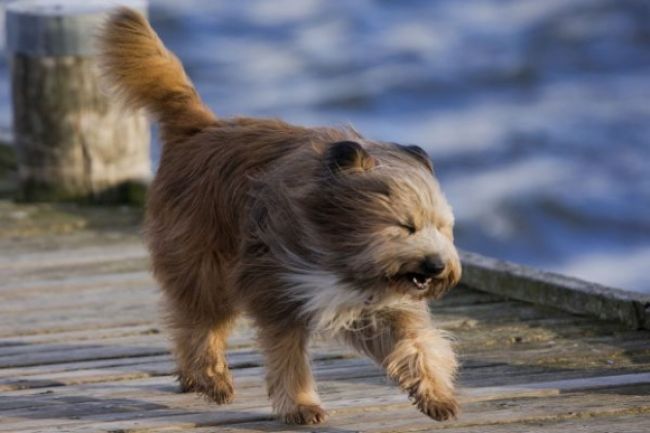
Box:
[99,8,218,140]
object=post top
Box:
[6,0,148,56]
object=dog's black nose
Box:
[421,256,446,277]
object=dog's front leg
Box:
[342,303,458,421]
[257,324,327,425]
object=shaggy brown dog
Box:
[100,8,462,425]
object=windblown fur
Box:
[100,8,462,425]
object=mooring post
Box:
[6,0,151,202]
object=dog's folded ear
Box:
[396,144,433,172]
[326,141,376,173]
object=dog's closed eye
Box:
[399,222,416,235]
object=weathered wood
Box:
[1,367,649,432]
[339,393,650,433]
[2,374,650,433]
[5,358,647,405]
[0,349,638,394]
[0,243,148,273]
[1,232,649,431]
[158,411,650,433]
[409,415,650,433]
[6,0,151,202]
[461,250,650,330]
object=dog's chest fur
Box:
[283,269,412,334]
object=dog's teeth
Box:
[411,275,428,290]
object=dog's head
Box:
[305,140,461,300]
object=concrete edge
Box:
[460,250,650,330]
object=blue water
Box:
[2,0,650,293]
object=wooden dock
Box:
[1,223,650,432]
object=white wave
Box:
[556,247,650,294]
[248,0,323,24]
[443,157,571,237]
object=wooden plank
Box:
[0,342,642,395]
[461,251,650,330]
[0,324,161,346]
[0,231,140,257]
[0,331,270,368]
[413,414,650,433]
[1,346,648,412]
[0,361,383,420]
[0,258,150,292]
[0,271,152,301]
[2,374,649,432]
[0,334,168,358]
[0,342,167,369]
[1,296,647,379]
[428,287,506,307]
[0,307,158,338]
[3,324,643,385]
[0,357,172,390]
[0,318,257,357]
[0,349,361,392]
[152,386,650,433]
[0,244,146,272]
[154,413,650,433]
[336,392,650,433]
[429,299,579,325]
[0,382,548,431]
[461,336,650,370]
[0,290,156,320]
[515,372,650,392]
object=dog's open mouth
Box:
[388,271,450,299]
[403,272,433,291]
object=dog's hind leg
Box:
[257,323,327,425]
[340,303,458,421]
[170,305,238,404]
[152,248,238,404]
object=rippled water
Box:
[3,0,650,293]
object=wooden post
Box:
[6,0,151,203]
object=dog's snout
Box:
[420,255,446,277]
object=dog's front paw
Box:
[413,392,458,421]
[179,371,235,404]
[281,404,328,425]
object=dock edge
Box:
[460,251,650,330]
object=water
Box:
[2,0,650,293]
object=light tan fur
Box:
[100,8,462,425]
[341,304,459,420]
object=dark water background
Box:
[2,0,649,293]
